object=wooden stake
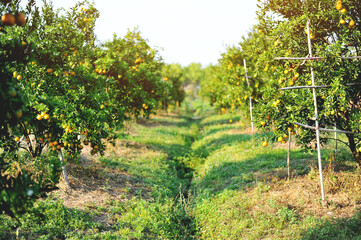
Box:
[58,150,71,189]
[334,122,337,153]
[275,56,361,60]
[243,59,254,133]
[307,19,325,203]
[287,129,291,179]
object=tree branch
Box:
[320,137,350,148]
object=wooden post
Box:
[287,129,291,179]
[334,122,337,153]
[58,150,71,189]
[307,19,325,202]
[243,59,254,133]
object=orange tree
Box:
[7,1,112,162]
[250,0,361,164]
[1,0,170,220]
[0,0,63,221]
[94,30,165,118]
[161,63,185,110]
[207,0,361,164]
[200,31,268,115]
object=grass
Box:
[189,108,361,239]
[2,100,361,239]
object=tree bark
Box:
[346,133,361,166]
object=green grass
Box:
[2,101,361,239]
[189,111,361,239]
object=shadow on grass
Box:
[193,148,316,197]
[202,125,240,137]
[192,133,266,158]
[137,116,197,128]
[194,152,288,195]
[301,211,361,239]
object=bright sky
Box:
[40,0,259,67]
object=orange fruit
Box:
[1,13,15,26]
[15,109,22,118]
[15,13,26,26]
[262,141,268,147]
[336,2,342,10]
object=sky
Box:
[38,0,259,67]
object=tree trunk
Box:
[346,133,361,166]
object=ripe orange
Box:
[15,137,20,142]
[17,75,22,80]
[47,68,53,73]
[15,13,26,26]
[278,136,284,142]
[1,13,15,26]
[262,141,268,147]
[340,19,346,25]
[261,121,266,126]
[349,20,355,27]
[15,109,22,118]
[336,2,342,10]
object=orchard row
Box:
[201,0,361,164]
[0,0,184,218]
